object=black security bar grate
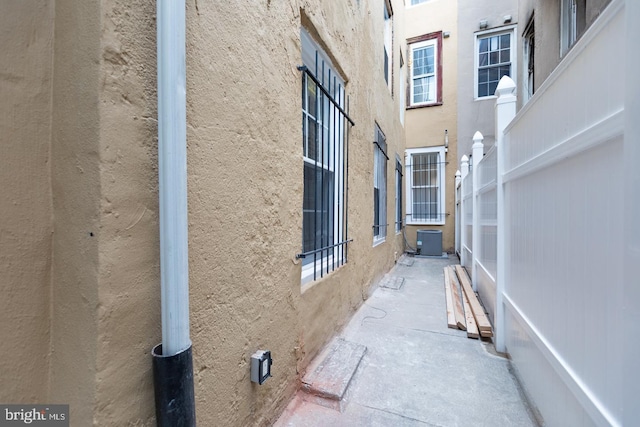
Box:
[297,56,354,282]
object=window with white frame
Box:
[373,125,388,244]
[395,155,403,233]
[405,147,446,225]
[561,0,585,56]
[399,50,405,124]
[299,28,353,284]
[383,2,393,90]
[522,16,535,103]
[475,27,516,98]
[408,33,441,106]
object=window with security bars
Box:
[298,28,354,284]
[373,125,388,244]
[476,30,514,98]
[406,147,446,224]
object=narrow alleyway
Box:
[275,255,538,427]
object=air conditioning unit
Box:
[416,230,442,256]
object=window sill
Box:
[372,238,386,247]
[474,96,497,101]
[407,102,442,110]
[406,221,445,226]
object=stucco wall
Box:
[49,0,102,424]
[517,0,559,107]
[93,0,161,425]
[91,0,405,426]
[457,0,519,158]
[0,0,54,404]
[1,1,405,425]
[404,0,458,252]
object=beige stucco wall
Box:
[1,0,405,425]
[49,0,102,424]
[0,0,54,404]
[404,0,458,252]
[181,1,405,424]
[93,0,161,425]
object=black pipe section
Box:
[152,344,196,427]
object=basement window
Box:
[298,28,354,285]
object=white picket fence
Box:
[458,1,629,425]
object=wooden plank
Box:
[480,328,493,338]
[443,267,457,329]
[454,265,493,334]
[459,277,479,339]
[446,266,466,331]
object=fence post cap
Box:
[495,76,516,97]
[455,170,461,178]
[472,131,484,142]
[461,155,469,163]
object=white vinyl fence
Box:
[458,1,630,425]
[460,162,473,271]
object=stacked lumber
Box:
[443,266,465,330]
[443,265,494,339]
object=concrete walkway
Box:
[275,255,538,427]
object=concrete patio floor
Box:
[275,255,538,427]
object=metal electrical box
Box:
[250,350,272,385]
[416,230,442,256]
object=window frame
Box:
[474,25,517,100]
[405,146,446,226]
[395,155,403,233]
[522,16,535,104]
[399,50,406,124]
[383,1,393,92]
[300,28,352,285]
[373,125,388,245]
[407,32,443,108]
[561,0,578,56]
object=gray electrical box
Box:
[416,230,442,256]
[251,350,272,385]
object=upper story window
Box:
[475,26,516,99]
[408,32,443,107]
[522,16,535,103]
[299,28,354,285]
[399,50,406,124]
[561,0,585,56]
[384,2,393,91]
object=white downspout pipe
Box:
[152,3,195,425]
[158,0,190,357]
